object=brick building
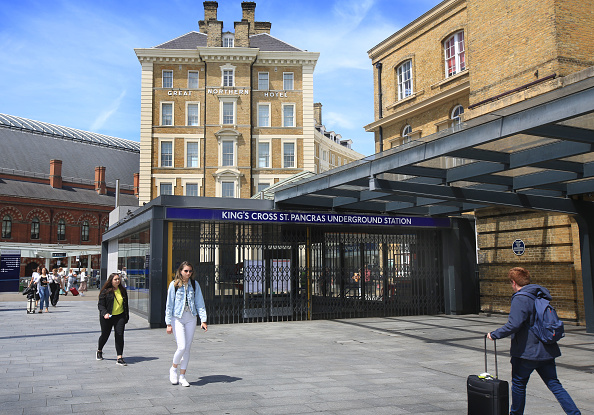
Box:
[0,114,139,290]
[134,1,363,204]
[365,0,594,322]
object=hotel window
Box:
[161,102,173,126]
[162,70,173,88]
[187,103,199,126]
[258,182,270,193]
[258,72,269,90]
[402,125,412,144]
[451,105,464,126]
[397,60,413,100]
[31,217,40,239]
[57,219,66,241]
[223,33,234,48]
[258,142,270,168]
[221,182,235,198]
[187,142,199,167]
[160,183,173,195]
[188,71,199,89]
[186,183,199,196]
[1,215,12,238]
[258,104,270,127]
[222,141,234,166]
[283,104,295,127]
[444,31,466,77]
[161,141,173,167]
[222,102,235,125]
[223,69,234,87]
[81,220,90,242]
[283,142,295,168]
[283,72,294,90]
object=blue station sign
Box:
[512,239,526,256]
[166,208,451,228]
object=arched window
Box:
[444,31,466,77]
[81,221,90,242]
[402,125,412,144]
[1,215,12,238]
[451,105,464,126]
[31,217,40,239]
[397,60,413,100]
[57,219,66,241]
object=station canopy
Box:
[274,76,594,216]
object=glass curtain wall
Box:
[117,227,150,314]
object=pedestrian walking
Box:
[487,267,581,415]
[29,266,41,307]
[49,267,60,306]
[37,267,50,313]
[165,261,207,387]
[79,268,88,296]
[97,273,129,366]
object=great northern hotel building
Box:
[134,1,363,204]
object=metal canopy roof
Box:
[274,75,594,216]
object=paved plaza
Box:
[1,292,593,415]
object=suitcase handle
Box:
[484,334,499,379]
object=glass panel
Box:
[283,105,294,127]
[163,70,173,88]
[186,183,199,196]
[258,142,270,167]
[222,141,234,166]
[283,73,294,90]
[160,183,172,195]
[161,141,172,167]
[162,103,173,126]
[222,102,234,124]
[187,142,199,167]
[284,142,295,167]
[258,105,269,127]
[258,72,269,90]
[118,228,150,315]
[222,182,234,198]
[188,71,199,89]
[187,104,199,126]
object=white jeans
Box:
[171,309,196,370]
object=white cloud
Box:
[90,90,127,132]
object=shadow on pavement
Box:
[193,375,242,386]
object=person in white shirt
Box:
[79,268,88,296]
[29,266,42,307]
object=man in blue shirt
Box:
[487,267,581,415]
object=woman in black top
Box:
[38,268,50,313]
[97,273,129,366]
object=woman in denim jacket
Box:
[165,261,207,387]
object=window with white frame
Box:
[187,103,199,126]
[397,60,413,100]
[222,102,234,125]
[222,33,234,47]
[187,141,199,167]
[186,183,199,196]
[258,104,270,127]
[188,71,199,89]
[402,125,412,144]
[283,142,295,168]
[222,141,234,167]
[161,141,173,167]
[223,69,234,87]
[221,181,235,198]
[161,102,173,126]
[451,105,464,126]
[258,182,270,193]
[258,142,270,168]
[283,72,294,90]
[162,70,173,88]
[160,182,173,195]
[258,72,269,90]
[444,31,466,77]
[283,104,295,127]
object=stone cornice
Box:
[196,47,259,63]
[135,48,201,63]
[255,51,320,68]
[364,81,470,132]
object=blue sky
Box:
[0,0,441,156]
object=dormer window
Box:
[223,33,234,48]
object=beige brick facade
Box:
[136,2,363,203]
[366,0,593,323]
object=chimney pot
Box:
[50,159,63,189]
[95,166,106,195]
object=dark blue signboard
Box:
[166,208,451,228]
[512,239,526,256]
[0,250,21,292]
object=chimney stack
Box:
[49,159,63,189]
[242,2,256,29]
[200,1,220,36]
[95,166,106,195]
[134,173,140,198]
[254,21,271,35]
[314,103,323,126]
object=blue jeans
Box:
[38,286,50,310]
[511,357,581,415]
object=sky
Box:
[0,0,442,156]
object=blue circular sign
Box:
[512,239,525,256]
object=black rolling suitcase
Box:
[27,298,36,314]
[467,335,509,415]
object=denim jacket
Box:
[165,280,207,325]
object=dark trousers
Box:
[511,357,581,415]
[49,282,59,306]
[98,313,126,356]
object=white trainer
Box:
[169,366,178,385]
[179,376,190,387]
